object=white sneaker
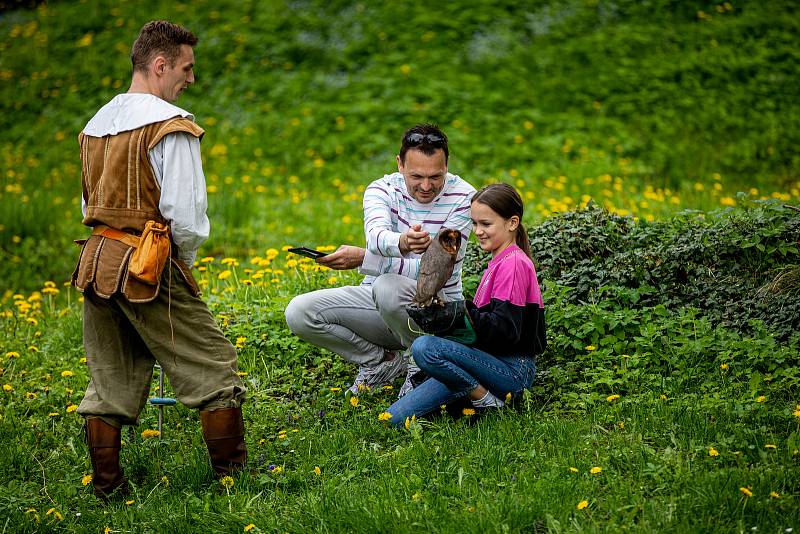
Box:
[398,356,425,398]
[347,366,369,396]
[347,351,407,395]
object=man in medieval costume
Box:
[73,20,246,499]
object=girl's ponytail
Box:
[516,222,532,259]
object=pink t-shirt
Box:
[473,244,543,309]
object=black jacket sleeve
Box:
[466,298,527,349]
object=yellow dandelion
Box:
[606,394,620,402]
[2,384,12,392]
[577,500,589,510]
[162,475,169,487]
[720,363,729,370]
[61,370,74,378]
[270,466,283,474]
[28,346,38,352]
[765,444,777,450]
[81,474,92,486]
[141,429,160,438]
[378,412,392,421]
[739,487,752,497]
[590,466,602,474]
[244,525,256,532]
[66,404,77,413]
[221,257,237,266]
[218,270,232,280]
[125,499,135,505]
[770,491,780,498]
[708,448,719,457]
[201,256,215,263]
[383,385,393,390]
[6,351,19,359]
[220,476,235,489]
[585,345,596,351]
[349,396,359,407]
[313,466,321,476]
[660,394,668,400]
[569,467,579,473]
[756,395,766,403]
[793,409,800,418]
[462,408,476,416]
[48,412,59,417]
[505,392,512,403]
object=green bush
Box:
[466,200,800,339]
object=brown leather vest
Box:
[73,117,204,302]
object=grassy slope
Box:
[1,0,800,290]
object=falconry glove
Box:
[406,300,477,346]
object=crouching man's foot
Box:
[85,418,129,501]
[398,356,427,398]
[200,407,247,477]
[348,350,407,395]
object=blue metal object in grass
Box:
[149,397,177,406]
[148,364,175,438]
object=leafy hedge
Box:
[464,201,800,340]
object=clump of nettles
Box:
[464,200,800,340]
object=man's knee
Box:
[372,274,410,313]
[285,293,314,336]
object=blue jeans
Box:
[386,336,536,427]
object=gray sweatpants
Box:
[284,274,421,366]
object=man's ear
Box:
[396,154,404,173]
[152,55,167,76]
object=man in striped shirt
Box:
[285,124,475,395]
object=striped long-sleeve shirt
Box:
[358,172,476,300]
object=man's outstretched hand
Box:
[316,245,365,270]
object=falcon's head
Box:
[438,228,462,255]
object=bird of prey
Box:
[411,228,462,308]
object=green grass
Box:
[1,250,798,532]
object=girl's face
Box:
[470,200,519,256]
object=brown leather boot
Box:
[85,418,129,500]
[199,407,247,477]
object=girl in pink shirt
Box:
[388,183,545,425]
